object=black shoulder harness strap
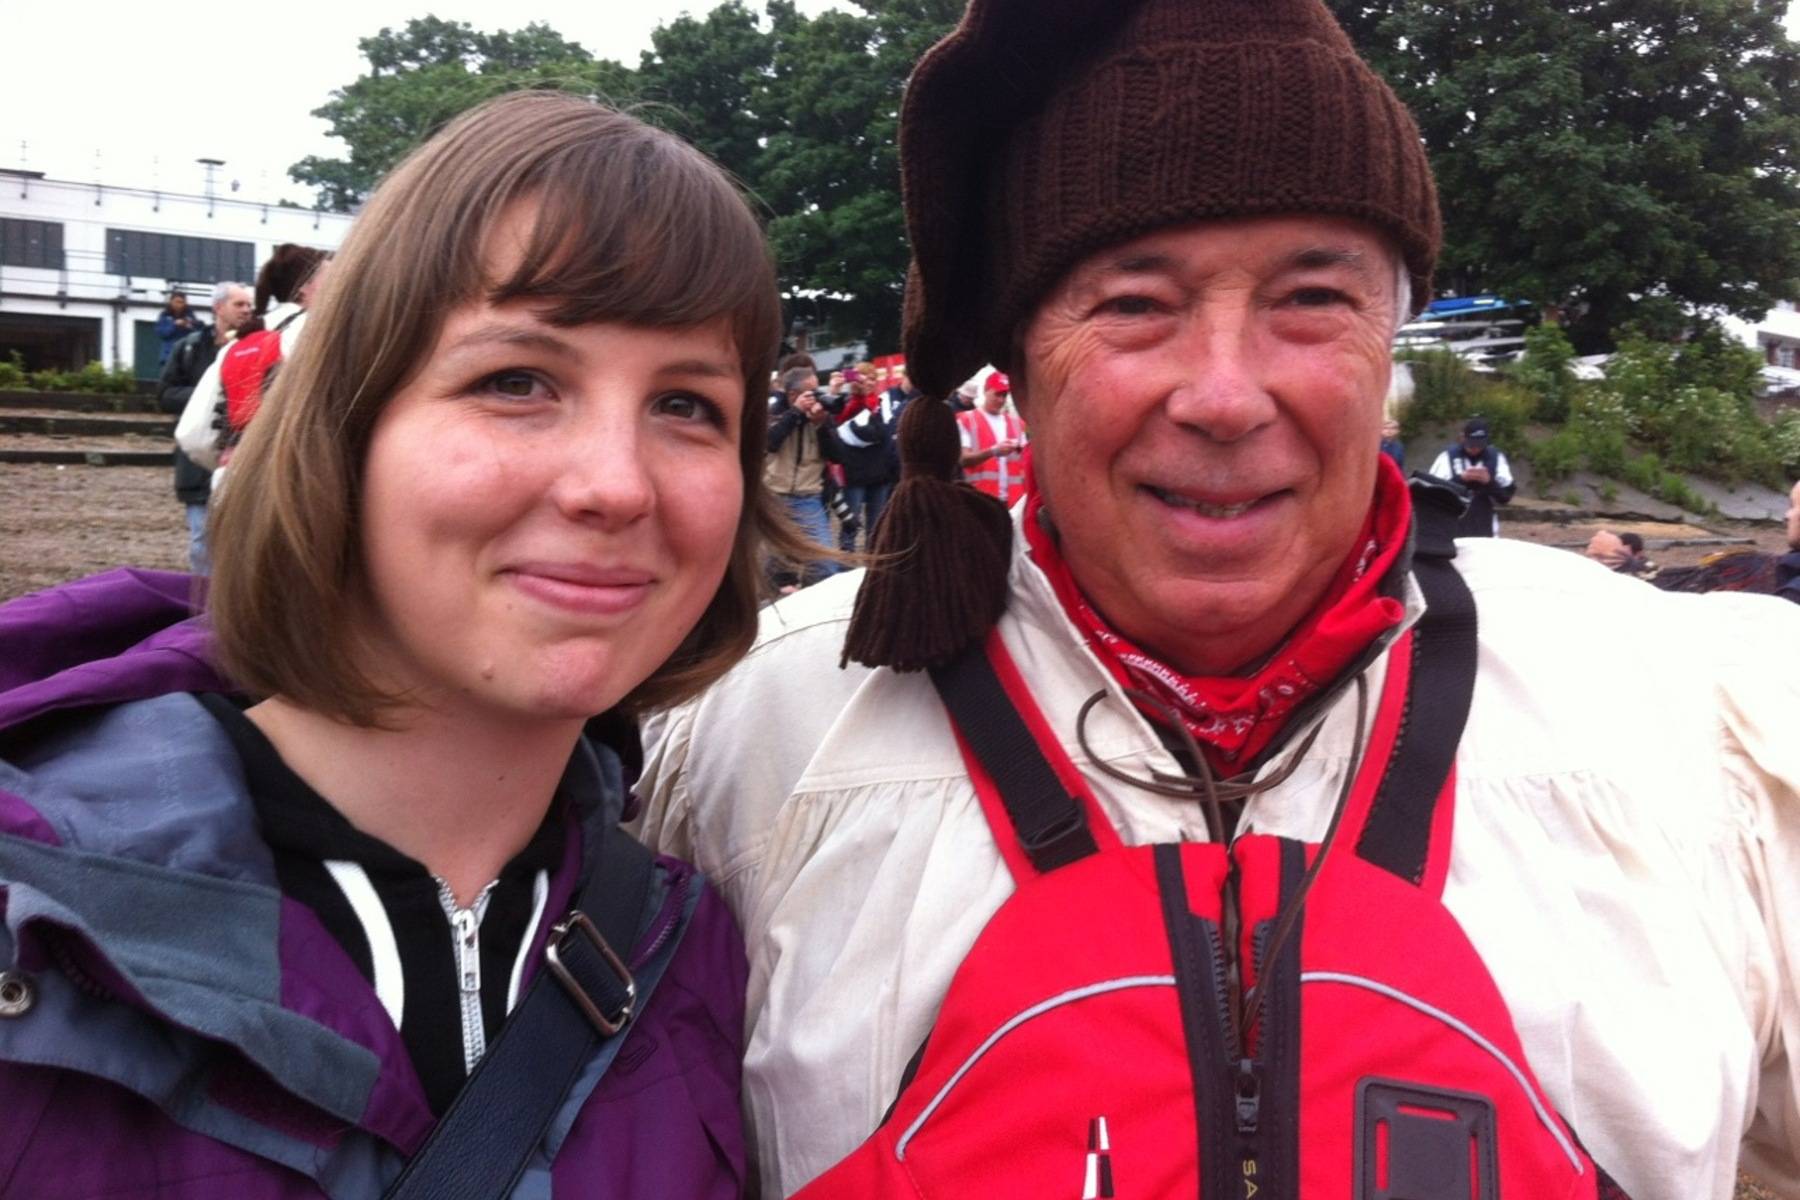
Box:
[1352,475,1479,884]
[382,825,656,1199]
[930,473,1479,886]
[929,642,1100,872]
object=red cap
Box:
[984,371,1011,393]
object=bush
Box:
[1771,410,1800,479]
[1529,427,1584,484]
[0,351,25,390]
[17,360,138,395]
[1510,323,1578,423]
[1395,349,1487,439]
[1602,331,1782,487]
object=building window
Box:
[104,229,254,284]
[0,218,64,270]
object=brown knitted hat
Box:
[899,0,1442,397]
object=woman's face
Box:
[356,266,745,724]
[298,258,329,308]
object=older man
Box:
[636,1,1800,1197]
[157,280,252,573]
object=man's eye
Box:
[1098,295,1162,316]
[1289,287,1350,308]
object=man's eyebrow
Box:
[1277,246,1381,280]
[1105,252,1177,275]
[446,324,578,356]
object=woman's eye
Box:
[478,370,547,401]
[655,392,724,425]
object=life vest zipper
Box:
[1218,860,1269,1198]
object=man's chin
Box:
[1108,574,1309,674]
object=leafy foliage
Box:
[1325,0,1800,351]
[290,3,960,353]
[1509,323,1577,423]
[15,359,138,394]
[289,18,634,212]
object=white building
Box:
[1724,299,1800,396]
[0,168,352,378]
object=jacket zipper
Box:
[434,878,496,1075]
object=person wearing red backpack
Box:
[634,2,1800,1198]
[174,243,329,482]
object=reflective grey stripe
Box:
[1301,971,1582,1173]
[894,975,1177,1161]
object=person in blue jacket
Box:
[154,289,203,365]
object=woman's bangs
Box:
[487,138,779,363]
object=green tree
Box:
[756,0,957,352]
[635,2,772,187]
[290,18,633,211]
[1325,0,1800,350]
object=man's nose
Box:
[1162,308,1277,443]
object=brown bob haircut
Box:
[208,90,807,725]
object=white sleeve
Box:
[957,419,975,451]
[838,410,880,449]
[1426,450,1454,481]
[174,355,225,470]
[1491,450,1513,488]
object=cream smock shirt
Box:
[636,518,1800,1200]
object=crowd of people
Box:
[3,0,1800,1197]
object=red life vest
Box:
[215,311,300,458]
[798,495,1632,1200]
[958,407,1025,502]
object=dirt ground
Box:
[0,464,187,601]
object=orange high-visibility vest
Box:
[958,408,1025,502]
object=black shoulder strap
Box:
[382,827,656,1200]
[929,642,1099,873]
[1352,476,1480,884]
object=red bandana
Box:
[1023,455,1412,770]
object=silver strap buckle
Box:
[545,912,637,1036]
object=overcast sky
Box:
[0,0,846,206]
[3,1,1795,208]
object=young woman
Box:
[0,92,805,1197]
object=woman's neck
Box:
[245,697,582,906]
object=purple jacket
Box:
[0,569,749,1198]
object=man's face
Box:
[1786,480,1800,550]
[217,287,254,332]
[1461,437,1488,457]
[1017,214,1400,675]
[982,385,1009,414]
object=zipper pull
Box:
[1234,1058,1262,1135]
[454,908,480,994]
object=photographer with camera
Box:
[767,366,847,589]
